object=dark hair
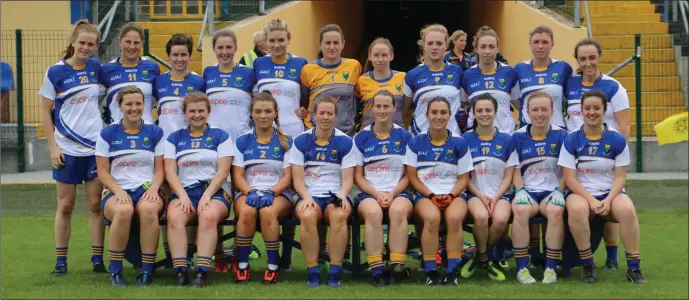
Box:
[574,38,603,60]
[119,22,144,42]
[372,89,395,106]
[251,91,289,149]
[212,29,237,49]
[166,33,194,56]
[471,93,498,129]
[529,25,554,43]
[526,91,553,110]
[317,24,344,59]
[362,37,394,73]
[581,89,608,112]
[116,86,144,105]
[426,96,451,117]
[62,20,100,60]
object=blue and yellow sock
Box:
[329,260,343,276]
[173,257,188,273]
[545,247,561,270]
[109,249,125,274]
[626,252,640,271]
[56,247,68,266]
[513,246,529,270]
[196,256,212,273]
[423,254,436,272]
[367,255,384,277]
[265,240,280,271]
[141,252,156,274]
[578,248,594,266]
[606,241,618,262]
[390,252,406,267]
[446,252,462,273]
[236,235,254,269]
[477,250,489,266]
[91,245,104,265]
[306,260,319,275]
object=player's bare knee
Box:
[546,204,564,222]
[197,212,218,230]
[113,204,134,221]
[297,210,319,228]
[364,208,383,225]
[512,203,531,221]
[238,207,257,225]
[472,209,489,227]
[422,213,441,231]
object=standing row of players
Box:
[40,18,644,287]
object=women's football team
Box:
[41,18,646,288]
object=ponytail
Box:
[274,113,290,150]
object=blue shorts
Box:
[101,186,147,223]
[526,190,552,204]
[235,190,295,205]
[52,154,97,184]
[297,195,353,213]
[564,189,627,201]
[171,182,232,211]
[462,192,511,202]
[356,191,413,204]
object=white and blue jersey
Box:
[353,124,412,193]
[288,128,357,197]
[99,57,161,123]
[513,58,573,128]
[557,125,630,197]
[154,71,205,139]
[403,63,465,135]
[39,58,104,157]
[164,125,234,189]
[95,121,164,190]
[253,54,308,137]
[204,64,256,142]
[513,124,568,194]
[233,129,292,192]
[461,62,520,134]
[404,130,473,196]
[565,74,629,132]
[462,128,518,198]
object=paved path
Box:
[1,170,687,184]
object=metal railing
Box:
[97,0,122,43]
[143,29,171,70]
[531,0,591,37]
[196,0,216,52]
[680,0,689,35]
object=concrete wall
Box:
[470,0,588,67]
[202,0,364,67]
[628,138,688,173]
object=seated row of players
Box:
[94,85,645,287]
[40,18,643,287]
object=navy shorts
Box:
[53,154,97,184]
[297,195,353,213]
[462,191,511,202]
[171,182,232,211]
[356,191,413,204]
[526,190,552,204]
[101,186,147,223]
[564,189,627,201]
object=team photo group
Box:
[41,16,647,289]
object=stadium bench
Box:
[124,212,593,278]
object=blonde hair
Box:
[182,92,211,113]
[449,30,467,44]
[362,37,394,73]
[263,18,291,40]
[251,91,289,149]
[62,20,100,60]
[526,91,554,110]
[417,24,448,63]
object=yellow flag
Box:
[654,112,689,145]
